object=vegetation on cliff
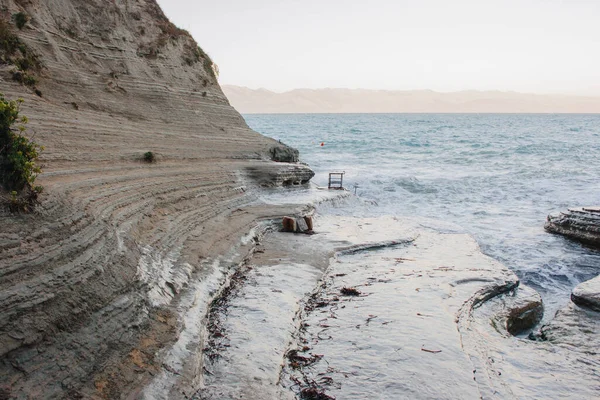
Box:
[14,11,28,30]
[0,94,43,209]
[0,16,42,93]
[135,1,218,79]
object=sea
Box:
[245,113,600,323]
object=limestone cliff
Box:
[0,1,312,398]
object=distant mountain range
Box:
[222,85,600,114]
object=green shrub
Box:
[64,27,77,38]
[14,12,28,30]
[187,45,219,80]
[11,69,23,82]
[13,50,41,71]
[0,94,43,192]
[23,74,36,86]
[0,19,21,57]
[143,151,155,163]
[11,69,38,87]
[0,19,42,72]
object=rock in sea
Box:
[571,275,600,311]
[544,206,600,247]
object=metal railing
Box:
[328,172,345,189]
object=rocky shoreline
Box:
[174,202,599,399]
[1,1,599,398]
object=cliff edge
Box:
[0,1,312,398]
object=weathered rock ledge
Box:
[545,207,600,246]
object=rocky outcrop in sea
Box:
[545,207,600,246]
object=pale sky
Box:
[157,0,600,95]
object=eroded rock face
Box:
[269,145,300,163]
[545,207,600,246]
[0,1,312,398]
[245,162,315,187]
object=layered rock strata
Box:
[545,207,600,246]
[0,1,312,398]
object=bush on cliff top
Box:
[0,94,43,197]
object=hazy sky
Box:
[157,0,600,95]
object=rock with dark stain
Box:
[545,207,600,246]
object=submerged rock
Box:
[544,207,600,246]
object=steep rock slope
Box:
[0,1,312,398]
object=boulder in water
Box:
[544,207,600,247]
[571,275,600,311]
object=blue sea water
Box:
[245,113,600,321]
